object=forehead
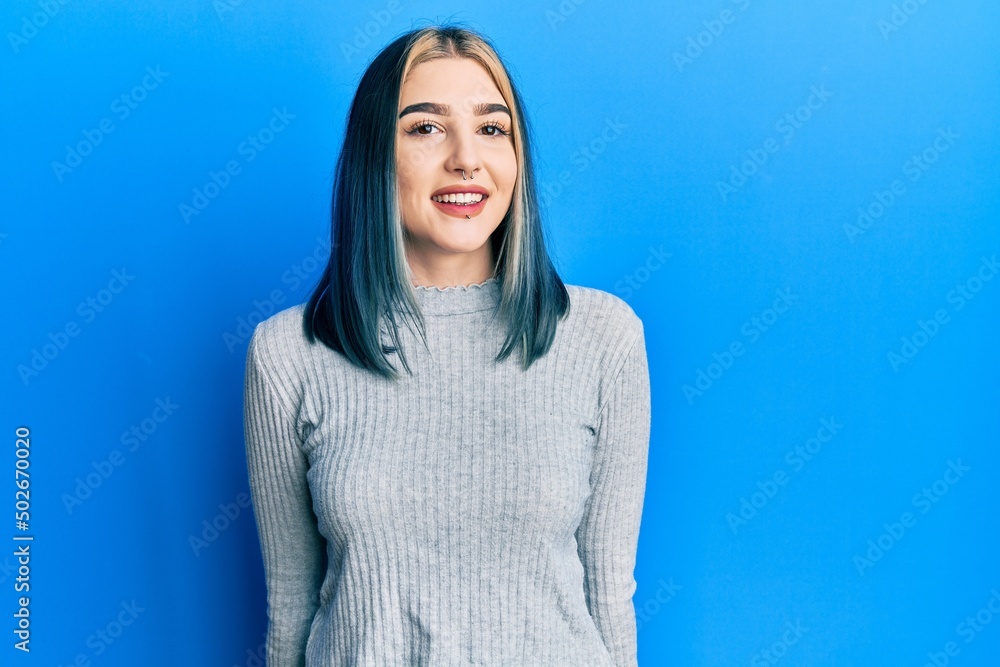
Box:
[399,58,505,111]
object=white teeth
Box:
[432,192,485,204]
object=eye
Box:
[404,119,441,136]
[480,120,511,137]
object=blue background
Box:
[3,0,998,665]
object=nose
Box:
[444,127,482,181]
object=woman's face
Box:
[395,57,517,281]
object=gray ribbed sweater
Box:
[243,277,651,666]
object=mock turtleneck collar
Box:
[411,277,500,315]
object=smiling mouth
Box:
[429,192,489,218]
[430,193,487,205]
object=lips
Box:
[430,184,489,197]
[429,183,489,218]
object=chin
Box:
[433,237,494,254]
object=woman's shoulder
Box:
[245,303,312,373]
[249,302,308,346]
[563,282,644,340]
[556,283,646,395]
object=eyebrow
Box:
[398,102,511,119]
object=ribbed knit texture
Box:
[243,277,651,667]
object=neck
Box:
[410,276,501,315]
[404,242,497,289]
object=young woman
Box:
[243,24,651,666]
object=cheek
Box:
[497,153,518,199]
[397,139,441,176]
[398,185,427,223]
[394,164,425,209]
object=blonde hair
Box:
[395,28,530,301]
[306,25,569,379]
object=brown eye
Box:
[480,121,510,137]
[405,120,441,136]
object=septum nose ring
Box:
[461,170,477,218]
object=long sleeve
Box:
[243,328,325,667]
[576,323,652,667]
[237,286,651,665]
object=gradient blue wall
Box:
[3,1,998,665]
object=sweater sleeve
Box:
[243,328,325,667]
[576,323,651,667]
